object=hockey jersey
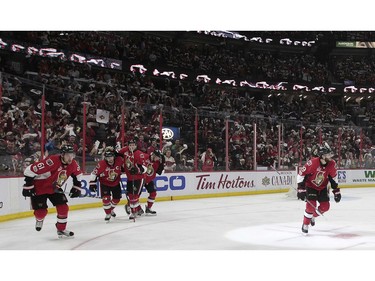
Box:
[24,154,82,195]
[118,147,148,180]
[90,156,124,187]
[297,157,338,191]
[201,151,215,171]
[144,156,164,184]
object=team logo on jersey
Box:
[107,169,117,181]
[46,159,54,166]
[57,170,68,186]
[125,158,133,169]
[146,164,154,176]
[312,171,325,186]
[205,159,212,165]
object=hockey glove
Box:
[89,181,97,193]
[22,185,35,197]
[156,165,164,175]
[69,186,81,198]
[297,183,307,201]
[114,151,123,158]
[22,176,35,197]
[129,166,138,175]
[332,188,341,203]
[55,187,65,194]
[137,164,146,174]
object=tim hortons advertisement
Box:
[2,169,375,218]
[0,171,295,217]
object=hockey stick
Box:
[120,178,131,214]
[130,150,136,222]
[60,183,101,198]
[63,189,102,199]
[269,165,325,217]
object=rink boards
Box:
[1,169,374,221]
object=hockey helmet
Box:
[104,146,115,158]
[317,145,333,157]
[60,144,74,154]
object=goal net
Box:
[284,165,300,199]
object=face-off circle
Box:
[225,222,375,249]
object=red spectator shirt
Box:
[202,152,215,171]
[298,157,337,191]
[24,154,82,195]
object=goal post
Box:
[285,165,300,199]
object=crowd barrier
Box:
[1,169,374,222]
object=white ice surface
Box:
[1,188,374,281]
[1,187,375,250]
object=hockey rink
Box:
[1,187,374,281]
[0,187,375,250]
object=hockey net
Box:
[284,165,300,199]
[285,164,334,199]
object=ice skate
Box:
[105,213,112,222]
[129,212,136,221]
[310,217,315,226]
[301,224,309,235]
[35,219,44,231]
[57,229,74,239]
[145,206,157,216]
[137,206,144,216]
[111,210,116,217]
[125,203,131,215]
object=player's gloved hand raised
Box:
[22,185,35,197]
[69,186,81,198]
[297,183,306,201]
[114,151,123,158]
[89,181,97,192]
[332,188,341,203]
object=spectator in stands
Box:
[1,30,375,176]
[136,134,148,153]
[163,149,176,172]
[147,137,158,155]
[201,147,217,172]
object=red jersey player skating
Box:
[118,139,148,220]
[89,146,124,222]
[143,149,165,215]
[22,145,82,238]
[297,144,341,234]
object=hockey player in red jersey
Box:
[143,149,165,215]
[22,145,82,238]
[89,146,124,222]
[297,144,341,234]
[118,139,148,220]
